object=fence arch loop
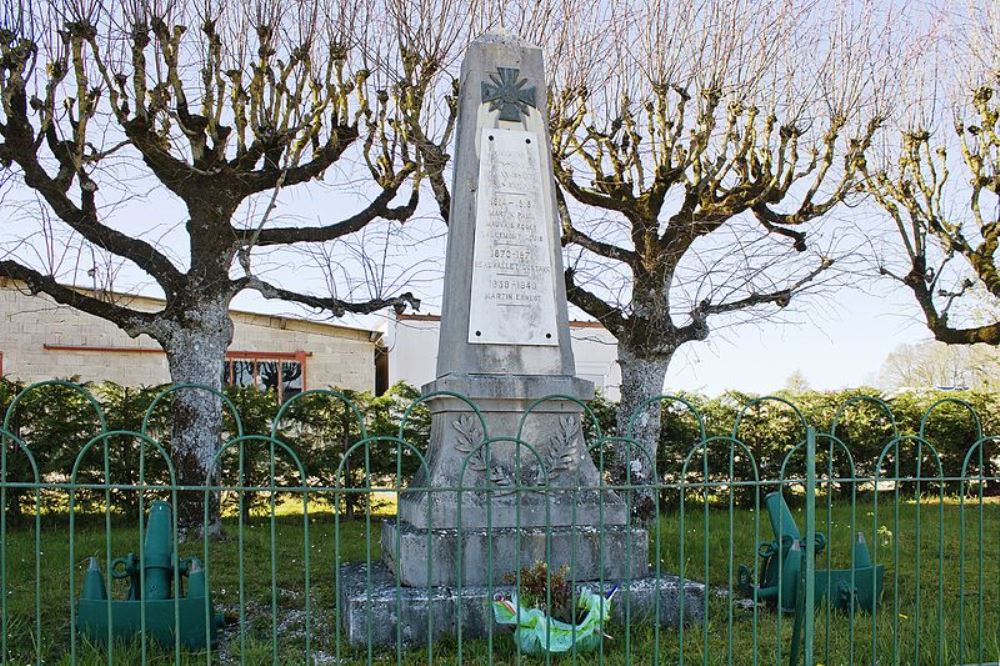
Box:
[875,434,946,480]
[918,397,983,441]
[398,390,488,442]
[66,430,180,530]
[679,435,761,484]
[829,395,899,438]
[779,431,857,480]
[141,383,245,438]
[960,434,999,477]
[626,394,707,442]
[588,434,657,483]
[732,395,810,441]
[208,434,307,485]
[335,435,431,486]
[272,388,367,440]
[69,429,178,485]
[3,379,108,433]
[516,393,603,444]
[456,436,551,489]
[0,426,40,483]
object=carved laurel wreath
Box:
[452,414,581,493]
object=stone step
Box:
[338,561,706,647]
[381,518,650,587]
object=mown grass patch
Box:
[1,500,997,664]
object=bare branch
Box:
[0,259,160,336]
[250,172,419,246]
[695,256,832,318]
[564,265,626,336]
[238,274,420,318]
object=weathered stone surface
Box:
[399,375,625,530]
[381,518,649,587]
[468,126,559,347]
[339,561,707,647]
[383,32,630,590]
[436,33,574,378]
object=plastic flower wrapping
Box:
[491,585,617,655]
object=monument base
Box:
[338,561,707,647]
[381,518,649,587]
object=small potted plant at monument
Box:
[492,561,617,655]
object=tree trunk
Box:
[614,344,673,523]
[161,297,234,539]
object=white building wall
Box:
[383,315,441,390]
[384,314,621,401]
[568,325,622,401]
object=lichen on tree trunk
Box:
[161,299,233,539]
[614,345,673,523]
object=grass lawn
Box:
[1,499,997,665]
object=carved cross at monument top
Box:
[481,67,537,122]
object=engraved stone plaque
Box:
[468,126,559,346]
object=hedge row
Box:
[650,388,998,483]
[0,379,996,516]
[0,379,428,518]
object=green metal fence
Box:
[1,381,998,664]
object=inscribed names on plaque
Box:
[468,126,559,346]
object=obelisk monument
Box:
[382,33,644,588]
[340,35,704,647]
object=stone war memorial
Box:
[5,4,1000,661]
[339,33,705,645]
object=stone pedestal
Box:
[390,373,633,586]
[399,375,621,528]
[382,520,649,587]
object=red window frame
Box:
[39,345,309,401]
[223,350,308,402]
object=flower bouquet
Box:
[491,562,617,656]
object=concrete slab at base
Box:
[382,518,649,586]
[339,562,706,647]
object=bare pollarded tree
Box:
[864,1,999,348]
[399,0,897,515]
[545,0,897,511]
[0,0,440,533]
[862,2,999,495]
[865,84,999,344]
